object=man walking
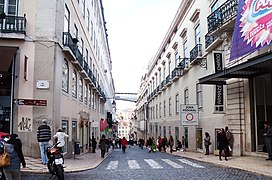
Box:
[264,121,272,160]
[37,119,51,165]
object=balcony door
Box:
[0,0,18,30]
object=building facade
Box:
[0,0,115,158]
[136,0,271,156]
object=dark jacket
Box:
[217,132,228,150]
[4,136,26,170]
[99,138,108,150]
[37,124,51,142]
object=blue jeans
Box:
[39,141,49,164]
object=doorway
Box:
[254,74,272,152]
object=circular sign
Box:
[186,113,194,121]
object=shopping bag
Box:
[228,145,232,152]
[0,152,11,167]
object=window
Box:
[62,59,69,93]
[159,102,162,118]
[89,87,92,107]
[82,0,85,17]
[0,0,18,16]
[183,40,188,58]
[87,9,90,30]
[72,70,77,98]
[169,98,172,116]
[184,88,189,105]
[197,84,203,109]
[163,64,166,79]
[195,24,201,44]
[163,100,166,117]
[175,51,180,67]
[211,0,221,12]
[156,104,158,119]
[84,84,88,105]
[79,78,83,102]
[168,59,171,76]
[159,69,161,84]
[64,4,70,33]
[175,94,179,115]
[74,24,78,39]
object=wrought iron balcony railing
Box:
[63,32,78,57]
[205,34,217,49]
[0,15,26,34]
[189,44,202,62]
[207,0,238,34]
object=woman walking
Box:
[168,136,174,153]
[217,128,229,161]
[99,134,107,158]
[204,132,211,155]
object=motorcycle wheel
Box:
[56,165,64,180]
[47,161,54,174]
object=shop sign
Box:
[180,104,199,126]
[14,99,47,106]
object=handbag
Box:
[0,152,11,167]
[228,145,232,152]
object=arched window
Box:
[79,78,83,102]
[72,70,77,98]
[62,59,69,93]
[84,84,88,104]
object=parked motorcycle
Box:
[46,142,64,180]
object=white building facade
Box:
[136,0,270,156]
[0,0,115,158]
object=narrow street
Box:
[23,146,271,180]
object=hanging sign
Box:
[180,104,199,126]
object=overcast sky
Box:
[102,0,181,110]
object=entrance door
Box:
[254,74,272,151]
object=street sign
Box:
[180,104,199,126]
[14,99,47,106]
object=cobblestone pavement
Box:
[21,146,272,179]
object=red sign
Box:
[14,99,47,106]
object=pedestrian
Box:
[53,129,69,153]
[37,119,51,165]
[182,136,186,151]
[204,132,211,155]
[121,137,128,153]
[0,135,8,180]
[157,136,163,152]
[225,126,234,156]
[4,134,26,180]
[217,128,229,161]
[146,137,153,153]
[162,136,168,152]
[168,136,174,153]
[176,140,182,151]
[99,134,107,158]
[263,121,272,160]
[91,136,97,153]
[151,137,157,152]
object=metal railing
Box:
[190,44,202,62]
[0,15,26,34]
[207,0,238,34]
[205,34,217,49]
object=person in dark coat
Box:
[91,136,97,153]
[264,121,272,160]
[217,128,229,161]
[204,132,211,155]
[99,134,107,158]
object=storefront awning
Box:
[199,52,272,85]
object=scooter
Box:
[46,142,64,180]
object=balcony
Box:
[190,44,202,64]
[63,32,78,59]
[0,15,26,39]
[207,0,238,36]
[166,75,173,86]
[161,80,166,91]
[205,34,223,52]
